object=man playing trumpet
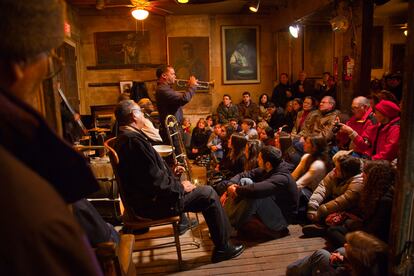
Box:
[155,65,198,143]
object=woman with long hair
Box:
[258,93,270,122]
[213,134,248,195]
[188,118,211,159]
[327,160,396,247]
[244,139,263,171]
[287,230,388,276]
[292,135,331,195]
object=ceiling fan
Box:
[96,0,174,19]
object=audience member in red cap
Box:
[339,100,400,161]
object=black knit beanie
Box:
[0,0,65,59]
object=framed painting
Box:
[221,26,260,84]
[167,37,209,82]
[94,31,150,66]
[119,81,133,94]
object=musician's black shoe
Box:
[211,242,245,263]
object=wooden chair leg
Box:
[172,221,183,270]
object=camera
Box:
[332,122,342,134]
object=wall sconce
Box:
[131,8,149,20]
[289,25,300,38]
[249,0,260,12]
[404,30,408,36]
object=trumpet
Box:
[175,79,214,89]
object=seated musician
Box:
[113,100,244,263]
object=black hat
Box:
[0,0,65,59]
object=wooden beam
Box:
[389,1,414,275]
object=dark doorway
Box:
[391,43,405,73]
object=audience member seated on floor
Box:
[258,93,271,122]
[326,160,395,248]
[291,96,319,139]
[223,146,298,240]
[266,102,286,131]
[114,100,244,263]
[0,0,103,274]
[292,136,331,203]
[286,231,388,276]
[259,127,276,146]
[303,153,363,237]
[205,115,214,132]
[339,100,400,161]
[214,134,248,195]
[244,139,263,171]
[181,117,192,150]
[284,98,303,132]
[239,118,258,139]
[217,94,240,124]
[238,91,260,122]
[336,97,376,153]
[72,199,120,247]
[230,118,242,132]
[208,123,224,162]
[188,118,211,160]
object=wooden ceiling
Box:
[66,0,288,16]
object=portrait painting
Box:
[119,81,133,94]
[221,26,260,84]
[95,31,150,66]
[168,37,209,84]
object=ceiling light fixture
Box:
[289,25,299,38]
[131,8,149,20]
[249,0,260,12]
[177,0,189,3]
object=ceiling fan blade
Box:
[149,5,174,14]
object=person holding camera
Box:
[335,96,376,152]
[339,100,400,161]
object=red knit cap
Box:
[375,100,400,119]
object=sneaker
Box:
[178,218,199,235]
[302,224,326,237]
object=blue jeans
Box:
[286,248,343,276]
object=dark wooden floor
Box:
[130,163,325,275]
[131,217,325,275]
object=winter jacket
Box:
[336,107,376,149]
[312,109,341,142]
[350,116,400,161]
[231,161,298,221]
[238,101,260,122]
[307,171,363,218]
[217,102,240,124]
[291,109,319,138]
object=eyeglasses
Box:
[44,50,64,80]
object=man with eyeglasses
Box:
[114,100,245,263]
[0,0,102,274]
[311,96,341,143]
[336,97,376,151]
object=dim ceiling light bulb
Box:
[131,8,149,20]
[289,25,299,38]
